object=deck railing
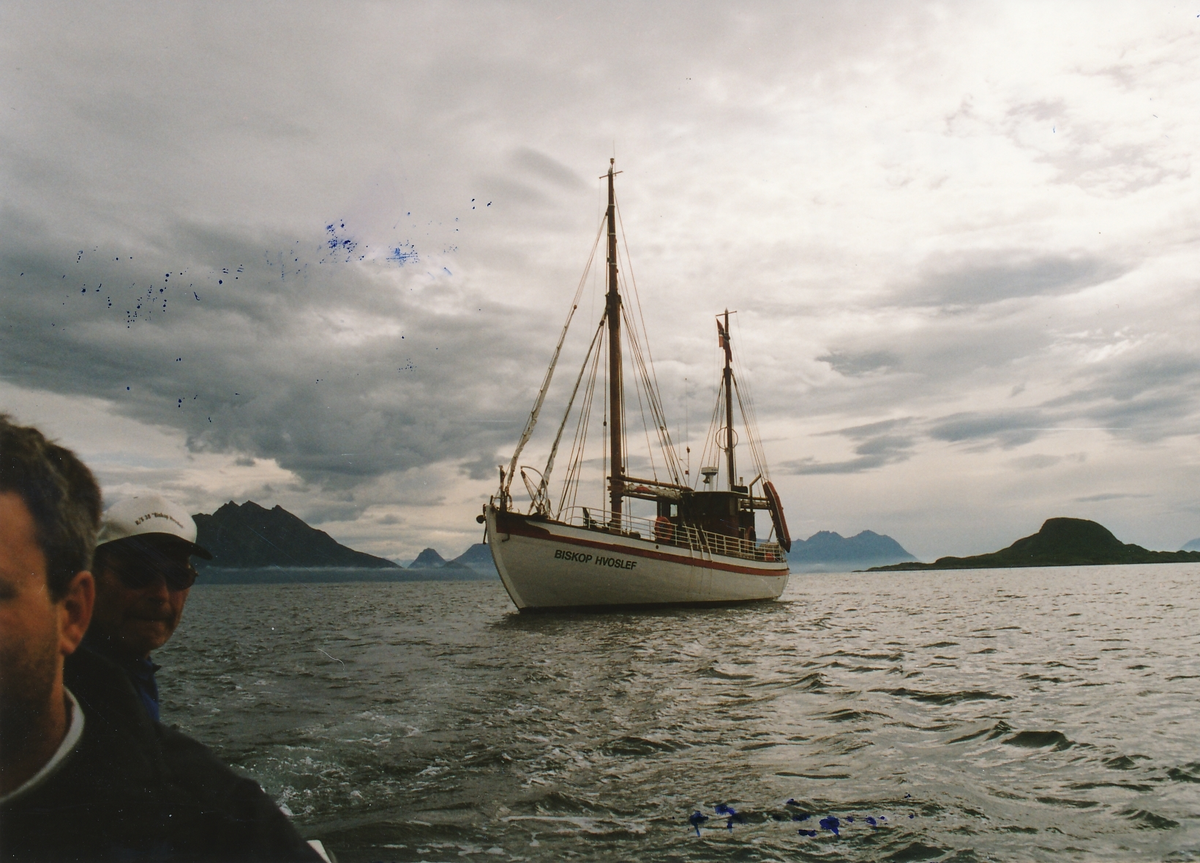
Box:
[559,508,785,563]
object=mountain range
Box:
[193,501,399,569]
[189,499,923,582]
[786,530,916,572]
[870,518,1200,571]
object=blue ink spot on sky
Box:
[389,245,419,266]
[443,267,452,275]
[194,292,200,300]
[218,280,223,284]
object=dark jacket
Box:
[0,648,322,862]
[78,632,161,721]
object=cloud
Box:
[900,251,1128,308]
[0,209,553,497]
[927,409,1050,450]
[1075,492,1151,503]
[780,418,917,474]
[817,350,900,377]
[4,3,1200,559]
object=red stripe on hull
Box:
[493,510,787,577]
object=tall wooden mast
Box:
[720,309,736,489]
[606,160,624,524]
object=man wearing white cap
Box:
[82,493,212,721]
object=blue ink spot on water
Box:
[799,829,817,837]
[846,816,854,822]
[715,804,743,830]
[688,811,708,836]
[819,816,840,836]
[866,816,878,826]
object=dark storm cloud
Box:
[817,350,900,377]
[0,207,550,488]
[901,251,1128,308]
[511,149,588,190]
[927,409,1050,450]
[1075,492,1151,503]
[779,418,917,475]
[1047,351,1200,442]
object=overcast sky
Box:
[3,2,1199,562]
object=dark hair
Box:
[0,415,102,600]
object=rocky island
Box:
[869,517,1200,571]
[190,500,497,582]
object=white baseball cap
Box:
[96,494,213,559]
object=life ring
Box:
[763,481,792,553]
[654,516,674,543]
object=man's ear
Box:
[58,570,94,656]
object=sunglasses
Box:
[105,553,198,592]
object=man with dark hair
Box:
[0,415,321,861]
[84,493,212,721]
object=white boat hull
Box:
[485,504,789,611]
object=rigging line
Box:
[616,277,683,484]
[730,332,770,483]
[622,304,659,481]
[625,305,683,484]
[557,331,603,520]
[541,318,606,505]
[601,319,609,523]
[698,378,723,486]
[726,316,766,478]
[733,377,768,481]
[615,198,673,452]
[502,220,605,501]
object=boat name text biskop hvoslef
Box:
[553,548,638,570]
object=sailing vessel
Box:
[483,160,791,611]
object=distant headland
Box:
[869,518,1200,571]
[787,529,916,572]
[191,500,496,582]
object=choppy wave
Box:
[159,565,1200,861]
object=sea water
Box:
[158,564,1200,862]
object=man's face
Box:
[90,539,193,659]
[0,492,71,748]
